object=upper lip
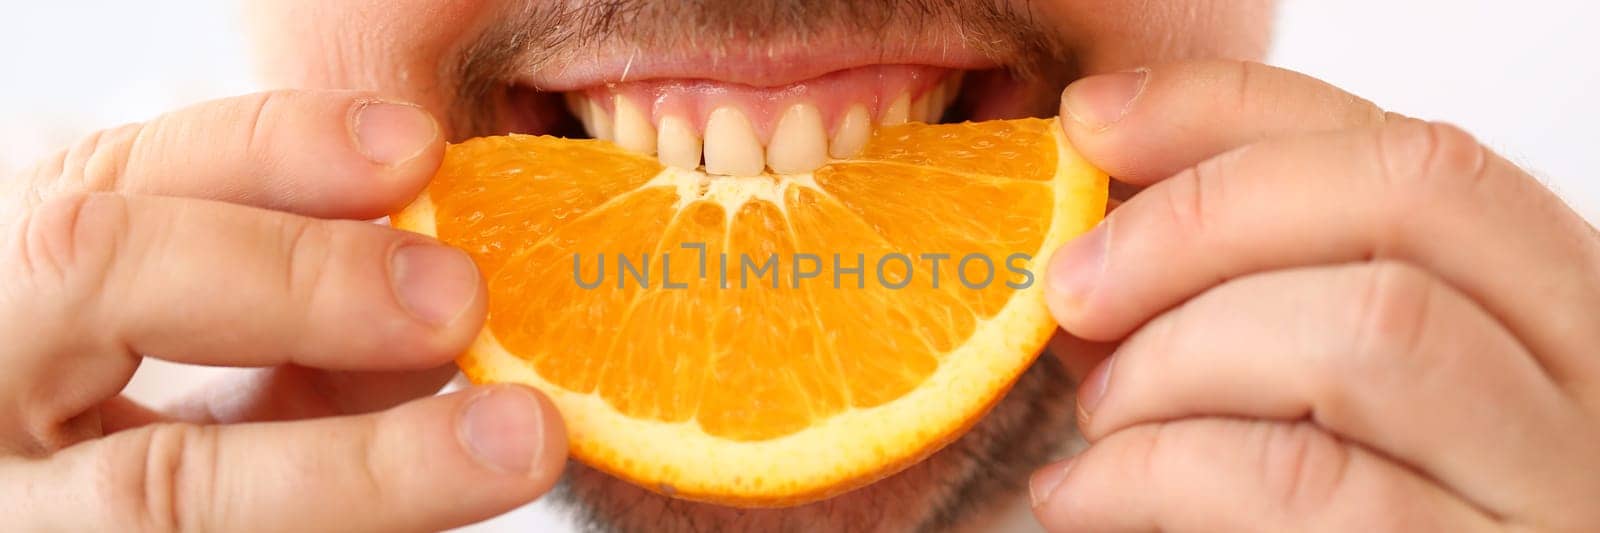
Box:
[519,36,1001,91]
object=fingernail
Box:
[1061,69,1147,131]
[391,243,480,327]
[352,100,438,165]
[1077,356,1114,423]
[459,386,547,475]
[1047,221,1109,307]
[1029,457,1076,508]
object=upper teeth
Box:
[703,106,765,177]
[766,104,829,175]
[564,73,964,176]
[880,92,911,126]
[829,104,872,159]
[612,95,656,155]
[656,115,701,170]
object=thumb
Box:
[1057,60,1385,186]
[3,384,565,532]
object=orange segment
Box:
[392,117,1108,506]
[850,118,1059,180]
[428,139,663,277]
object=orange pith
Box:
[392,118,1107,506]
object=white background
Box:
[1,1,1596,532]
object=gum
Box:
[571,64,958,141]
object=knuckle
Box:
[1161,171,1204,233]
[356,415,392,506]
[1120,420,1249,496]
[1161,152,1232,235]
[1299,262,1449,435]
[1343,261,1438,375]
[1374,119,1491,196]
[58,122,145,194]
[1229,60,1265,110]
[12,193,128,290]
[1373,118,1433,188]
[236,90,294,157]
[1421,122,1490,181]
[98,423,218,533]
[279,216,337,306]
[1126,421,1186,485]
[1255,421,1353,515]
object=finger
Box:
[2,193,484,448]
[4,385,566,532]
[1078,262,1600,521]
[1046,119,1600,387]
[13,90,442,219]
[7,193,484,368]
[1030,419,1499,533]
[1045,330,1116,383]
[1058,60,1389,186]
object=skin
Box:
[2,1,1597,532]
[1032,63,1600,532]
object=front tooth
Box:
[656,115,702,170]
[881,92,910,125]
[940,73,964,109]
[565,93,587,121]
[911,93,934,124]
[613,95,656,155]
[927,86,949,121]
[767,104,828,174]
[703,107,765,176]
[565,93,592,132]
[586,98,614,141]
[829,104,871,159]
[944,72,965,96]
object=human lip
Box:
[502,35,1030,176]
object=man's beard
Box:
[442,0,1074,139]
[550,355,1080,533]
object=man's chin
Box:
[551,356,1079,533]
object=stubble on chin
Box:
[552,356,1081,533]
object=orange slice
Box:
[392,118,1107,506]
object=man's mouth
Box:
[452,0,1075,176]
[553,65,965,176]
[491,59,1066,179]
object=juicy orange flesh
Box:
[427,119,1059,441]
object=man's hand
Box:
[1031,61,1600,531]
[0,91,566,531]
